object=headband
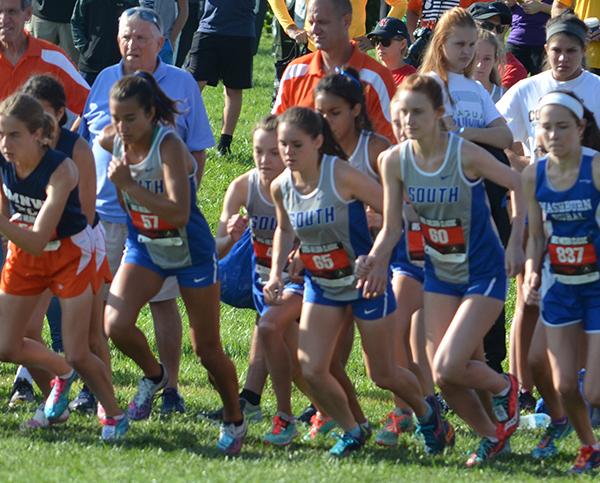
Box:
[334,67,362,89]
[537,92,584,120]
[546,21,587,44]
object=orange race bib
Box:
[252,236,273,282]
[407,222,425,262]
[127,200,179,240]
[547,235,599,285]
[420,217,466,263]
[300,242,354,288]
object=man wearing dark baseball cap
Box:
[468,1,527,89]
[368,17,416,86]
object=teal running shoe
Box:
[44,371,77,421]
[329,430,366,457]
[303,412,336,441]
[263,415,298,446]
[466,437,507,467]
[375,410,414,447]
[531,419,573,459]
[415,396,454,455]
[101,415,129,441]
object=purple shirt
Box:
[507,0,552,47]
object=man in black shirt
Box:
[71,0,137,85]
[30,0,78,61]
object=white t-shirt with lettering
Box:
[496,70,600,157]
[429,72,502,129]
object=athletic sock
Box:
[348,425,362,438]
[239,389,261,406]
[147,366,164,384]
[15,366,33,384]
[217,134,233,154]
[276,411,294,422]
[59,369,74,380]
[416,400,433,424]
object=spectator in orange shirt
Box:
[0,0,89,114]
[273,0,397,142]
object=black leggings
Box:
[506,42,546,76]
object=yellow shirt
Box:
[268,0,408,51]
[559,0,600,68]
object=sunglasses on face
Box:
[122,7,162,32]
[372,37,403,47]
[479,21,505,35]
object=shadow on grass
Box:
[4,415,577,477]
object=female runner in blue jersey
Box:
[314,70,434,446]
[265,106,453,457]
[522,91,600,474]
[0,93,126,440]
[99,73,245,455]
[216,114,311,446]
[356,74,526,467]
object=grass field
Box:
[0,38,595,482]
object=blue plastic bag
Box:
[219,228,255,309]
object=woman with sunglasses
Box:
[419,7,513,149]
[367,17,416,87]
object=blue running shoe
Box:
[160,388,185,417]
[531,419,573,459]
[217,419,247,455]
[329,430,366,457]
[69,386,97,414]
[101,415,129,441]
[44,371,77,421]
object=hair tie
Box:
[334,67,362,89]
[537,91,584,120]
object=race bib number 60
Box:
[420,217,466,263]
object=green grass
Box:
[0,38,595,482]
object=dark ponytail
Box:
[21,75,68,127]
[314,67,373,133]
[278,107,348,160]
[110,71,180,126]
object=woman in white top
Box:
[418,7,513,149]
